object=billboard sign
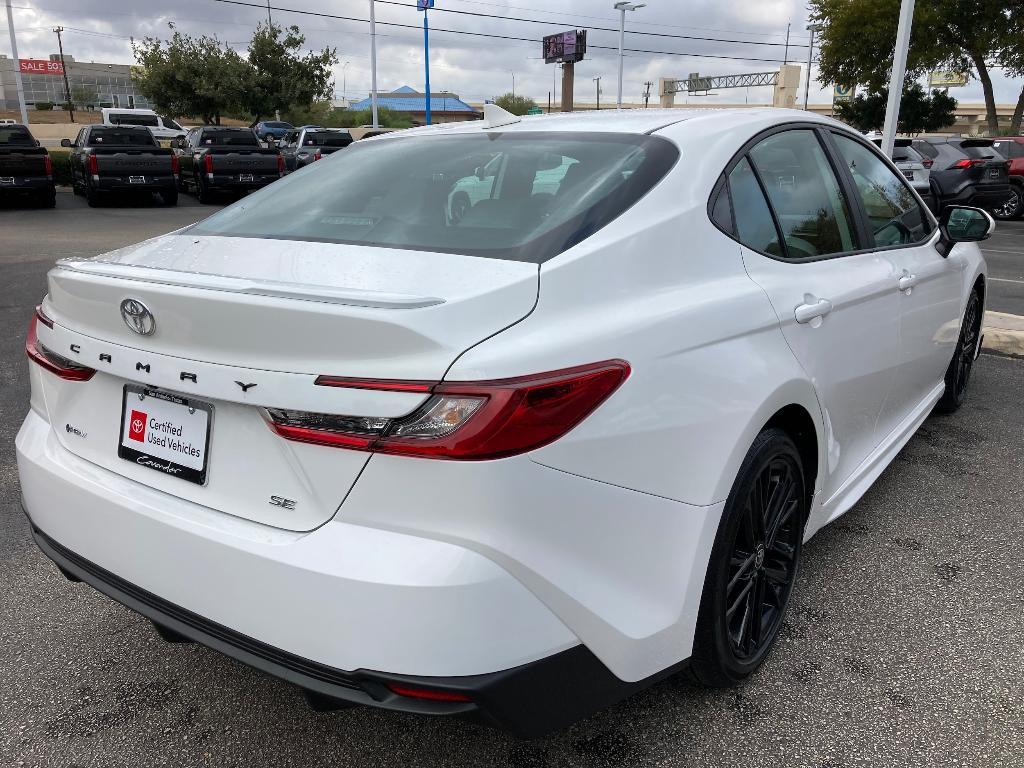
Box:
[417,0,434,8]
[542,30,587,64]
[833,84,855,103]
[929,71,968,88]
[19,59,64,75]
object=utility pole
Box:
[614,2,645,109]
[881,0,915,156]
[53,26,74,123]
[369,0,379,128]
[642,80,652,108]
[420,0,431,126]
[783,22,790,65]
[266,0,272,25]
[593,75,601,110]
[803,23,818,111]
[4,0,28,125]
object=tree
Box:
[835,82,957,134]
[493,93,537,116]
[236,23,337,122]
[133,27,249,124]
[999,4,1024,134]
[70,85,98,110]
[810,0,1016,135]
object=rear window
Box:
[953,141,998,159]
[88,129,156,146]
[190,132,679,263]
[201,129,259,146]
[0,126,34,145]
[264,121,291,128]
[892,146,923,163]
[109,113,159,127]
[303,132,353,147]
[160,116,183,131]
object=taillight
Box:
[950,158,985,170]
[921,157,933,169]
[313,150,322,161]
[265,360,630,460]
[277,153,285,176]
[26,308,95,382]
[171,153,180,175]
[43,154,53,178]
[203,154,214,175]
[87,154,98,177]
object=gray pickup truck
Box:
[173,126,282,203]
[278,128,353,173]
[0,124,55,207]
[62,125,178,207]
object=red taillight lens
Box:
[87,154,98,176]
[43,154,53,178]
[277,153,286,175]
[266,360,630,460]
[204,154,214,174]
[171,153,180,175]
[950,158,985,170]
[921,157,933,169]
[385,683,472,703]
[313,150,322,161]
[26,310,95,381]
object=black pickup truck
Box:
[173,127,282,203]
[62,125,178,207]
[279,127,354,173]
[0,124,55,207]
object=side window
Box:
[914,141,938,160]
[832,133,932,247]
[709,175,734,235]
[728,157,783,256]
[749,130,857,259]
[74,128,85,147]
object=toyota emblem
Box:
[120,298,156,336]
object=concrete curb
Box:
[983,311,1024,357]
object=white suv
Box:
[17,107,989,736]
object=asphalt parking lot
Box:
[2,194,1023,767]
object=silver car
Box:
[870,137,931,193]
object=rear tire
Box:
[85,181,101,208]
[935,288,982,414]
[690,428,805,688]
[991,185,1023,221]
[195,175,213,204]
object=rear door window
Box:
[748,130,857,259]
[727,158,783,256]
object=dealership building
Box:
[0,53,150,111]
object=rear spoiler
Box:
[870,138,913,147]
[957,138,995,148]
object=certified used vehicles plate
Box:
[239,173,254,182]
[118,385,212,485]
[0,177,13,185]
[128,175,146,183]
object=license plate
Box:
[239,173,254,182]
[902,170,914,180]
[118,385,213,485]
[129,175,145,184]
[0,177,13,185]
[989,167,1001,178]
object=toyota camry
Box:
[17,106,990,736]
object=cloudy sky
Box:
[5,0,1022,108]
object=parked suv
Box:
[912,137,1010,213]
[252,120,293,143]
[991,137,1024,219]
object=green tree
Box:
[70,85,98,110]
[999,5,1024,134]
[133,27,248,124]
[494,93,537,116]
[237,23,337,122]
[835,82,957,134]
[811,0,1016,135]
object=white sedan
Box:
[17,106,990,736]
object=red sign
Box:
[128,410,148,443]
[19,59,64,75]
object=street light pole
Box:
[881,0,915,157]
[614,2,645,110]
[803,23,818,111]
[593,75,601,110]
[342,61,350,103]
[4,0,28,125]
[369,0,379,128]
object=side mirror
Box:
[936,205,994,257]
[60,138,73,147]
[474,166,486,180]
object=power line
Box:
[205,0,797,64]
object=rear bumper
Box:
[96,176,176,192]
[29,523,675,736]
[206,174,279,190]
[939,182,1011,209]
[0,176,53,192]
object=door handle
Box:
[898,272,918,292]
[794,298,833,324]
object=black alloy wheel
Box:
[937,289,982,413]
[691,428,805,687]
[992,186,1023,220]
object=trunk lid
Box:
[0,147,48,178]
[39,234,539,531]
[206,150,279,173]
[93,149,174,177]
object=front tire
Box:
[935,288,982,414]
[690,428,805,688]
